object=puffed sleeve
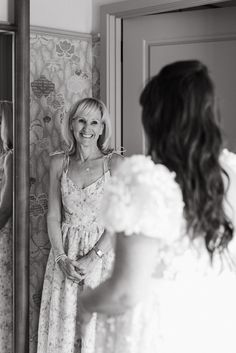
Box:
[220,149,236,242]
[101,155,184,241]
[220,149,236,174]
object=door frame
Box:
[100,0,233,149]
[0,0,30,352]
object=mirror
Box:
[0,0,30,352]
[0,31,14,353]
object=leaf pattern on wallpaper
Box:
[47,92,65,110]
[56,40,75,57]
[30,193,48,218]
[92,35,100,99]
[43,115,51,124]
[29,31,96,353]
[31,75,55,98]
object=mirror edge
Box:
[13,0,30,352]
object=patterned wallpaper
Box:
[29,29,100,353]
[92,35,100,100]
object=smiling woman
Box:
[36,97,123,353]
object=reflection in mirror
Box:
[0,32,13,353]
[29,29,94,353]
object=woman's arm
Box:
[47,155,65,256]
[0,152,13,230]
[80,232,158,315]
[47,155,82,282]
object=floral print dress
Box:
[37,154,114,353]
[96,150,236,353]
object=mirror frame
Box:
[0,0,29,352]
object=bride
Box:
[79,60,236,353]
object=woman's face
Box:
[71,109,104,148]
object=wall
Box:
[0,0,8,22]
[30,0,128,34]
[0,0,14,23]
[30,0,129,34]
[30,0,92,33]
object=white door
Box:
[123,7,236,155]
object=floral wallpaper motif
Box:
[92,35,100,99]
[29,30,99,353]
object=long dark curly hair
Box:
[140,60,233,256]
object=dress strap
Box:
[103,152,113,175]
[62,154,70,174]
[102,154,110,182]
[49,151,70,175]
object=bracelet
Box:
[55,253,67,264]
[93,246,104,258]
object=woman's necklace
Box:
[74,148,103,175]
[80,152,103,173]
[81,158,91,173]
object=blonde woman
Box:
[37,98,123,353]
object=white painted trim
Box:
[146,32,236,48]
[102,0,232,17]
[115,18,122,149]
[100,0,232,151]
[30,25,92,41]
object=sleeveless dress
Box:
[37,153,114,353]
[0,151,13,353]
[96,149,236,353]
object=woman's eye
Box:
[91,121,98,125]
[78,118,85,124]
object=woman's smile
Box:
[80,132,93,139]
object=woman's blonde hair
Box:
[62,97,112,155]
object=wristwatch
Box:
[93,246,104,258]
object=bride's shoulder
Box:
[114,154,179,190]
[102,154,184,239]
[220,148,236,173]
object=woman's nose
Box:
[82,124,91,133]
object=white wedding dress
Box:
[94,149,236,353]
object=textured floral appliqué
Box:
[102,155,184,240]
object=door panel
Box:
[123,7,236,155]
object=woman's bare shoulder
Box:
[109,152,124,172]
[111,152,124,162]
[49,151,66,175]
